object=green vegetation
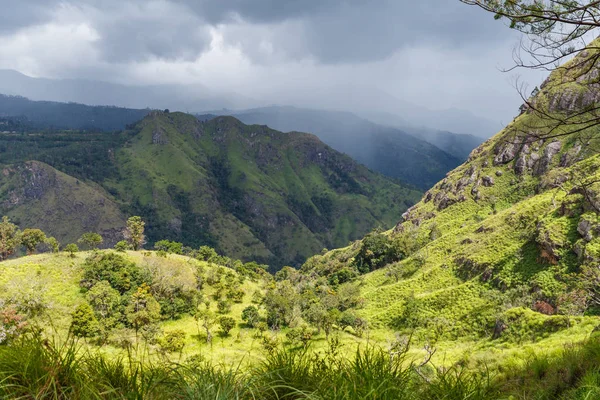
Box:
[0,111,421,268]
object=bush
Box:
[218,316,236,337]
[154,240,183,254]
[115,241,130,252]
[64,243,79,257]
[241,306,260,328]
[70,303,99,338]
[81,252,149,294]
[157,330,186,353]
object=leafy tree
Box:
[157,330,186,354]
[193,306,215,344]
[78,232,104,249]
[125,284,161,336]
[241,305,260,328]
[0,216,21,260]
[227,287,245,303]
[353,231,402,273]
[114,241,130,252]
[154,240,183,254]
[81,252,148,294]
[218,316,236,337]
[461,1,600,138]
[70,302,99,338]
[217,299,231,314]
[45,237,60,253]
[197,245,218,262]
[124,216,146,251]
[86,281,121,321]
[21,228,46,255]
[64,243,79,258]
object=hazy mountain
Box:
[198,106,465,190]
[0,69,256,112]
[0,70,497,138]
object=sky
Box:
[0,0,547,126]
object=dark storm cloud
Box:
[0,0,60,32]
[178,0,509,63]
[91,2,212,62]
[1,0,508,64]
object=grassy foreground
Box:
[2,333,600,399]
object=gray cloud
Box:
[0,0,60,33]
[0,0,548,129]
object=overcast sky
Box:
[0,0,547,125]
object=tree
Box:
[87,281,121,321]
[124,216,146,251]
[64,243,79,258]
[0,216,21,260]
[154,240,183,254]
[218,316,236,337]
[197,245,218,262]
[157,330,186,354]
[70,302,99,338]
[241,305,260,328]
[21,229,47,255]
[461,1,600,72]
[115,240,130,252]
[461,1,600,139]
[125,284,161,336]
[78,232,103,249]
[46,237,60,253]
[193,306,215,344]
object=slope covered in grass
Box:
[105,112,421,268]
[302,41,600,362]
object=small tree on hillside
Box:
[114,241,130,252]
[20,229,47,255]
[218,316,236,337]
[78,232,103,249]
[0,216,21,260]
[126,283,161,338]
[64,243,79,258]
[124,216,146,251]
[70,302,99,339]
[45,237,60,253]
[241,305,260,328]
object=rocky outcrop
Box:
[533,141,562,176]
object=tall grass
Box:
[8,334,600,399]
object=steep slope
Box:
[0,161,126,245]
[198,106,462,190]
[304,44,600,346]
[104,112,421,268]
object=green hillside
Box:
[0,161,125,245]
[302,45,600,355]
[0,112,421,268]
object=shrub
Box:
[70,303,99,338]
[241,306,260,328]
[64,243,79,257]
[157,330,186,353]
[218,316,236,337]
[154,240,183,254]
[115,241,130,252]
[217,300,231,314]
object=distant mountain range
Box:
[0,95,483,190]
[0,69,498,138]
[198,106,483,189]
[0,111,421,268]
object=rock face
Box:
[533,141,562,176]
